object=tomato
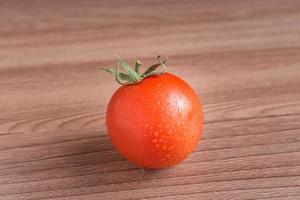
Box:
[104,57,203,169]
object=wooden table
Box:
[1,0,300,199]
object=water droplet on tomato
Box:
[168,146,175,151]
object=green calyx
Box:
[102,55,167,85]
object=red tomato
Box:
[106,72,203,168]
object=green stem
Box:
[102,55,167,85]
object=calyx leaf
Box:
[102,55,167,85]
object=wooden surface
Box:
[1,0,300,199]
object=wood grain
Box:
[0,0,300,199]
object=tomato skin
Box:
[106,73,203,169]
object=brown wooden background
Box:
[0,0,300,199]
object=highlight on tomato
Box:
[102,56,204,169]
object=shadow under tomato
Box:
[57,130,169,187]
[16,129,172,195]
[64,130,176,184]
